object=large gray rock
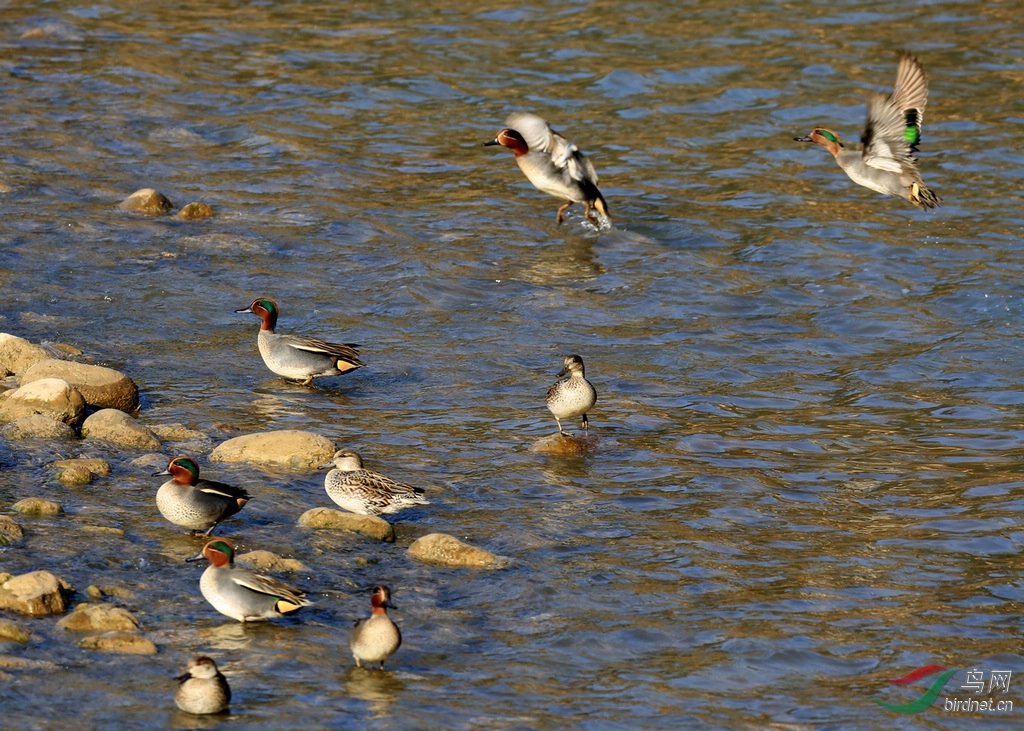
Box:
[407,533,509,569]
[0,414,77,439]
[0,378,86,425]
[298,507,395,542]
[57,603,140,632]
[21,359,139,412]
[81,409,160,450]
[0,334,49,377]
[210,430,334,471]
[0,571,70,616]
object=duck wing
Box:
[286,335,364,365]
[197,479,250,502]
[506,111,598,186]
[860,53,929,172]
[231,571,310,606]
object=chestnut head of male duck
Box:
[794,52,940,210]
[484,112,609,227]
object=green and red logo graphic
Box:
[873,665,959,714]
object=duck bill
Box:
[557,366,569,377]
[793,135,813,142]
[235,306,254,314]
[482,138,500,147]
[152,468,171,477]
[185,551,206,563]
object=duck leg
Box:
[556,202,572,224]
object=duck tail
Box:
[593,191,609,218]
[911,182,941,210]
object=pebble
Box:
[10,498,63,516]
[119,188,172,215]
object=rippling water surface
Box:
[2,0,1024,728]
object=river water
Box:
[1,0,1023,728]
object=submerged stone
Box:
[408,533,509,569]
[298,507,395,542]
[119,188,172,215]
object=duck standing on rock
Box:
[484,112,610,226]
[154,455,250,536]
[794,51,940,210]
[236,297,364,386]
[322,449,429,516]
[546,354,598,436]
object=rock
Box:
[81,409,160,450]
[78,632,156,655]
[21,360,139,412]
[0,571,70,616]
[80,525,125,536]
[0,619,31,643]
[0,378,86,425]
[0,333,49,377]
[528,433,600,456]
[0,414,77,439]
[298,507,395,543]
[51,458,111,486]
[210,430,334,471]
[85,584,134,600]
[177,202,213,220]
[408,533,509,569]
[234,550,306,573]
[57,603,140,632]
[119,188,172,215]
[149,424,209,442]
[10,498,63,516]
[0,517,24,545]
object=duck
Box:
[236,297,364,385]
[187,538,311,623]
[350,585,402,670]
[484,112,609,226]
[153,455,250,536]
[322,449,429,516]
[794,51,940,209]
[175,656,231,715]
[546,354,598,436]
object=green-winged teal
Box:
[154,456,250,536]
[187,538,311,623]
[484,112,609,226]
[794,52,940,209]
[350,585,402,670]
[322,449,429,516]
[236,297,364,385]
[546,354,598,435]
[175,656,231,715]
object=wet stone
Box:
[298,507,395,543]
[51,458,111,488]
[0,571,70,616]
[0,333,49,377]
[407,533,510,569]
[10,498,63,516]
[177,202,213,219]
[21,359,140,413]
[119,188,172,215]
[81,409,160,450]
[1,414,77,439]
[0,378,86,426]
[78,632,156,655]
[57,603,140,632]
[235,550,306,573]
[0,618,32,643]
[210,430,335,471]
[0,516,25,546]
[528,433,600,456]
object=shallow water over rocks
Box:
[2,0,1024,728]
